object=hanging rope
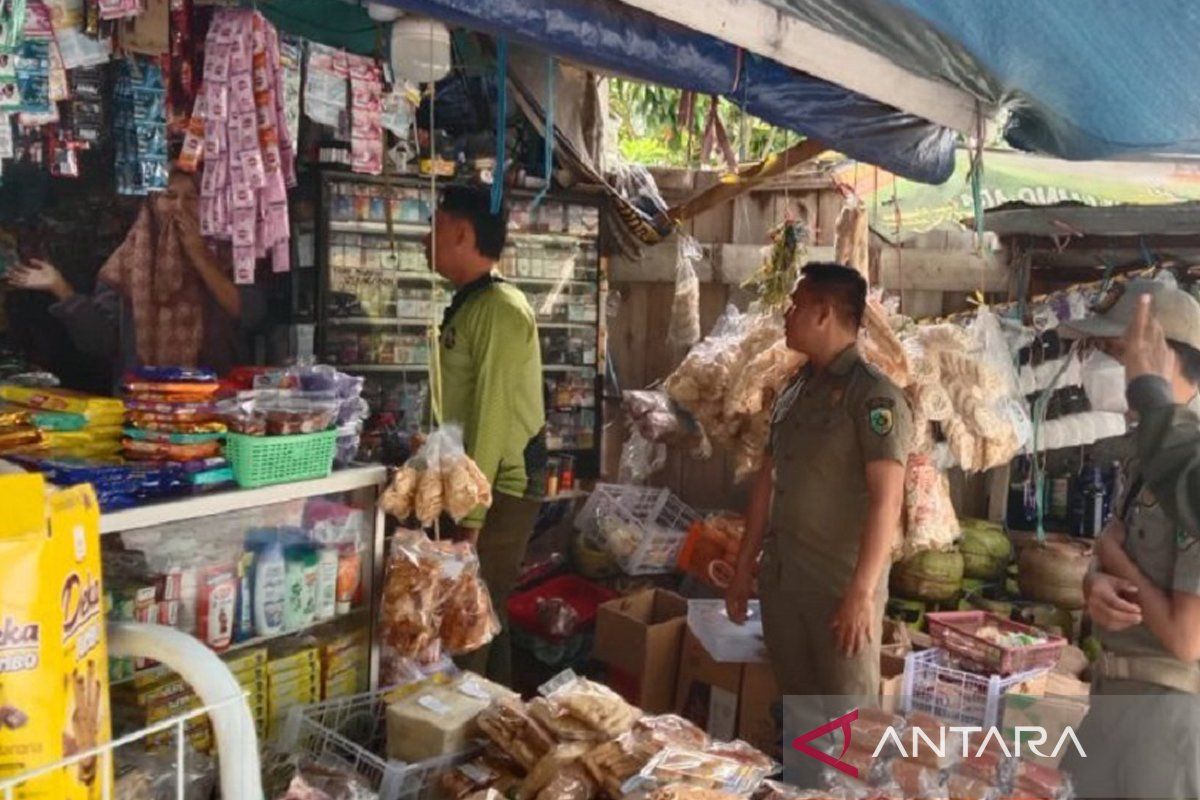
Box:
[491,36,508,215]
[427,28,442,429]
[1030,340,1082,541]
[530,55,555,211]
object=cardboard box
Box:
[879,651,907,715]
[1002,693,1089,768]
[594,589,688,713]
[736,661,781,759]
[673,629,745,741]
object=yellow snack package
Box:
[0,474,111,799]
[0,386,124,419]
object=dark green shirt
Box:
[766,344,913,594]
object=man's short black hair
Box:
[440,186,509,260]
[798,262,867,328]
[1169,341,1200,385]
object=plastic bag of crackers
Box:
[379,424,492,526]
[378,528,500,682]
[0,473,112,798]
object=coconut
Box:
[890,548,964,603]
[959,519,1013,581]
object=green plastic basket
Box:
[225,430,338,489]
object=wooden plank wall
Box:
[603,170,1013,517]
[604,180,841,513]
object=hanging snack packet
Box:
[0,474,112,799]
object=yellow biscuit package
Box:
[0,474,111,799]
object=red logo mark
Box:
[791,708,859,779]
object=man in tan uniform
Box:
[727,264,911,780]
[1058,281,1200,798]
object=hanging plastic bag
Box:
[619,429,666,484]
[668,235,702,348]
[378,424,492,525]
[967,306,1020,398]
[1081,348,1128,414]
[379,527,501,677]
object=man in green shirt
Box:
[427,187,546,684]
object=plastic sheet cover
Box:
[378,0,957,183]
[758,0,1200,161]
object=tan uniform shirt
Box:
[765,344,913,596]
[1101,393,1200,661]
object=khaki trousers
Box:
[455,492,539,685]
[759,542,883,788]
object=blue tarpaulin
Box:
[757,0,1200,161]
[379,0,957,184]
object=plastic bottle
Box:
[235,548,256,641]
[284,545,318,632]
[1082,466,1106,538]
[253,539,286,636]
[314,546,338,622]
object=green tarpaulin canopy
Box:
[835,150,1200,242]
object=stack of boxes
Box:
[111,633,370,753]
[266,645,323,740]
[321,629,368,701]
[112,647,270,753]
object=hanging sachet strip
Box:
[181,7,296,284]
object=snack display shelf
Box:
[329,220,431,236]
[326,220,593,247]
[541,489,588,503]
[327,317,434,327]
[100,465,387,534]
[109,608,370,688]
[310,172,606,478]
[543,364,597,373]
[508,276,593,288]
[337,364,431,373]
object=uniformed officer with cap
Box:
[1058,279,1200,798]
[726,263,912,769]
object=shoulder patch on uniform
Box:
[442,326,457,350]
[867,397,895,436]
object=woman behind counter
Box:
[6,169,266,384]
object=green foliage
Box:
[609,78,799,168]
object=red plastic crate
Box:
[926,610,1066,675]
[507,574,618,641]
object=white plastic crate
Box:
[574,483,700,575]
[280,687,479,800]
[900,648,1049,729]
